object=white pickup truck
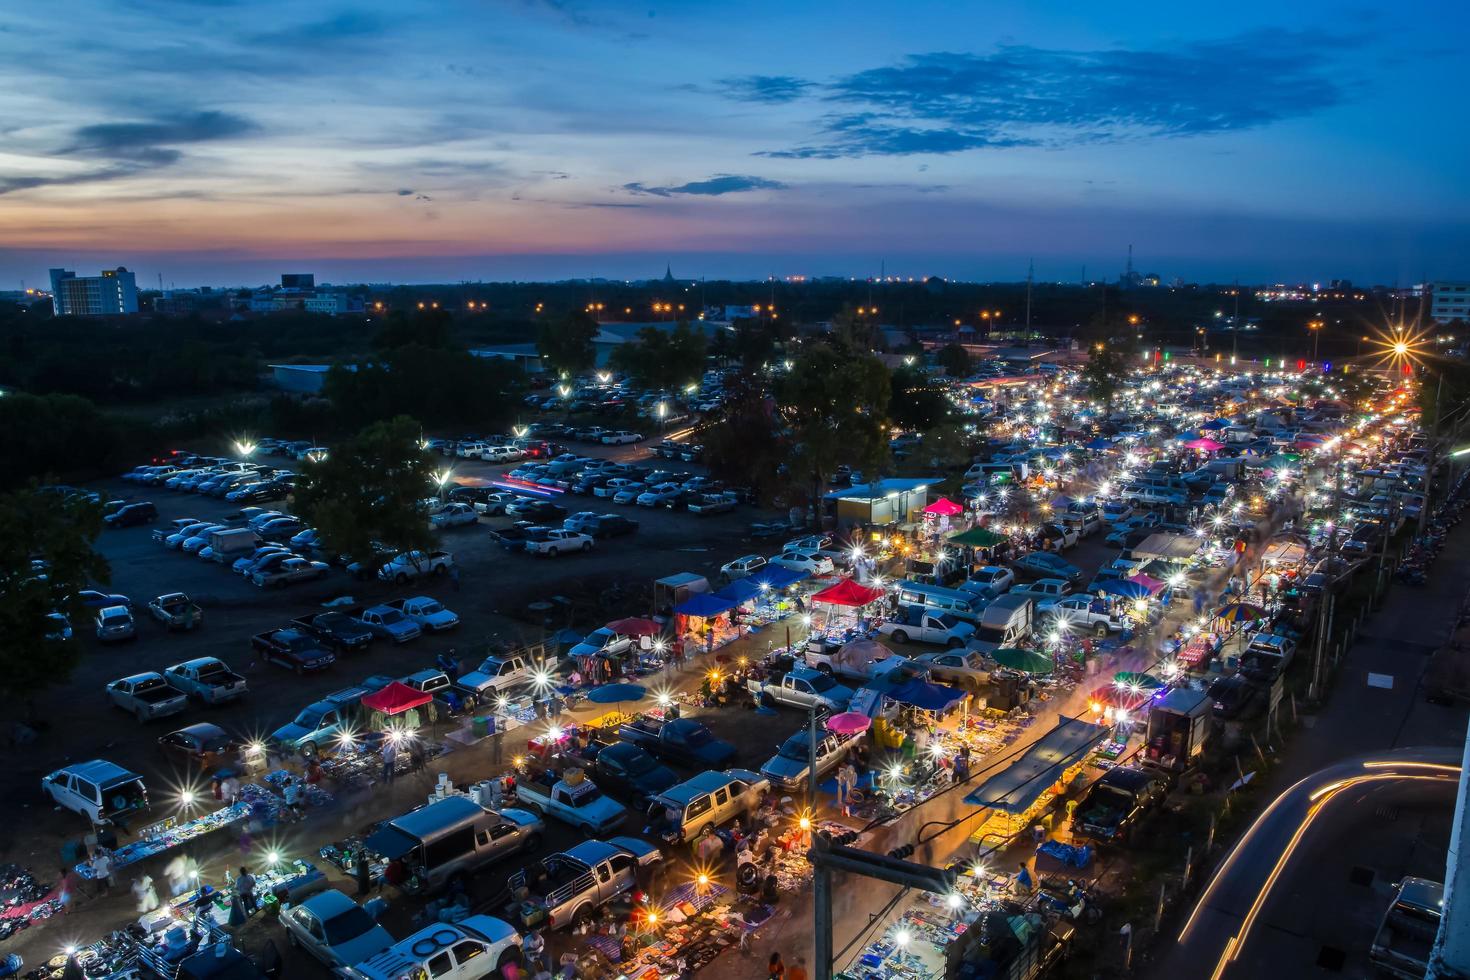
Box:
[508,837,663,932]
[513,770,628,836]
[878,606,977,648]
[1040,595,1131,637]
[385,596,460,632]
[377,550,454,583]
[525,529,593,556]
[107,672,189,722]
[163,657,248,704]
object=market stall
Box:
[673,591,742,655]
[76,803,249,879]
[964,718,1109,849]
[807,578,887,645]
[361,680,433,732]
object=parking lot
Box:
[0,438,782,850]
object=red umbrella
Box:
[606,617,662,637]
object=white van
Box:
[895,580,985,621]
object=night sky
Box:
[1,0,1465,286]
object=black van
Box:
[104,502,158,528]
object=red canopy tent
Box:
[810,579,885,607]
[361,681,432,716]
[923,497,964,516]
[606,617,662,637]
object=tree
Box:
[920,424,975,471]
[700,371,790,505]
[536,310,599,377]
[292,416,436,566]
[608,323,707,390]
[1083,344,1128,404]
[323,346,523,433]
[375,307,453,351]
[936,343,972,378]
[888,367,953,432]
[0,393,120,489]
[776,343,892,506]
[0,488,110,703]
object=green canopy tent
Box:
[950,527,1006,549]
[989,648,1055,674]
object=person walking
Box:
[91,849,114,895]
[355,851,371,897]
[234,866,256,916]
[132,874,160,913]
[381,739,399,784]
[767,952,785,979]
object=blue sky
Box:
[0,0,1465,286]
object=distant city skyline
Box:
[1,0,1466,287]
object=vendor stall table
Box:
[76,803,249,879]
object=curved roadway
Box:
[1160,748,1462,980]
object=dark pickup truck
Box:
[291,611,374,654]
[615,717,738,769]
[1074,766,1168,844]
[491,524,549,552]
[251,628,336,674]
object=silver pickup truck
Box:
[508,836,662,931]
[164,657,248,704]
[107,672,189,722]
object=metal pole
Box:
[814,863,834,980]
[807,705,819,814]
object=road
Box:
[1151,525,1470,979]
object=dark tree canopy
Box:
[323,346,523,433]
[935,343,972,377]
[775,343,892,503]
[889,366,954,432]
[608,322,707,391]
[536,311,600,377]
[0,489,110,700]
[292,416,436,566]
[1083,344,1128,404]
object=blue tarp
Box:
[1097,579,1150,599]
[885,678,968,712]
[749,565,808,590]
[674,592,739,617]
[714,579,763,604]
[1084,437,1113,450]
[963,717,1109,813]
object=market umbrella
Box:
[1215,603,1265,624]
[606,617,662,637]
[584,683,648,704]
[825,712,872,735]
[1085,437,1114,450]
[989,648,1055,675]
[1184,438,1224,452]
[1113,671,1166,691]
[1264,453,1300,470]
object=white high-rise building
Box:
[1430,282,1470,324]
[48,267,139,316]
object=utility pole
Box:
[1232,281,1240,361]
[1025,259,1033,332]
[807,705,819,814]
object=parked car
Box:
[720,555,768,582]
[769,550,835,576]
[107,672,189,721]
[164,657,248,704]
[430,503,480,529]
[157,722,239,772]
[104,502,158,528]
[251,628,336,673]
[343,915,523,980]
[1011,552,1084,584]
[94,605,137,642]
[526,529,593,557]
[356,605,423,643]
[41,760,148,827]
[281,889,395,973]
[147,592,202,631]
[586,513,639,538]
[587,742,678,802]
[252,556,329,587]
[1074,766,1168,844]
[385,596,460,632]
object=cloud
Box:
[67,110,256,159]
[718,74,814,104]
[251,11,384,45]
[0,108,256,195]
[746,31,1361,157]
[622,174,786,197]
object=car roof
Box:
[657,770,739,804]
[301,888,361,919]
[355,916,516,979]
[1097,766,1160,790]
[391,796,489,838]
[174,722,229,740]
[53,759,140,785]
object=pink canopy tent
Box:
[923,497,964,516]
[361,681,433,716]
[810,579,885,608]
[1184,438,1224,452]
[1126,573,1166,595]
[606,617,662,637]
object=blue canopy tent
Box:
[749,565,808,590]
[963,717,1109,813]
[1097,579,1150,600]
[1084,437,1113,450]
[885,678,968,713]
[1199,417,1231,430]
[713,579,762,604]
[675,592,739,617]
